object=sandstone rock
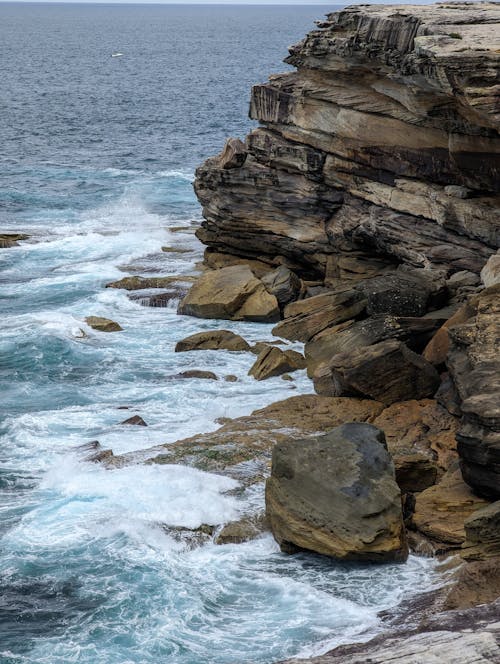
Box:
[423,301,475,365]
[313,340,440,406]
[261,265,303,308]
[272,288,366,342]
[120,415,147,426]
[447,285,500,498]
[481,250,500,288]
[0,233,30,247]
[461,501,500,561]
[373,399,459,482]
[203,248,273,278]
[175,330,251,352]
[216,137,247,169]
[443,557,500,610]
[358,274,434,317]
[266,423,408,562]
[248,346,306,381]
[85,316,123,332]
[178,265,280,323]
[176,370,218,381]
[305,316,443,377]
[106,275,195,290]
[412,468,489,548]
[224,375,238,382]
[215,514,268,545]
[250,340,286,355]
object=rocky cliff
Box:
[190,2,500,510]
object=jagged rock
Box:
[85,316,123,332]
[250,340,286,355]
[313,340,440,406]
[106,275,194,290]
[447,285,500,498]
[266,423,408,562]
[261,265,303,307]
[272,287,366,342]
[216,137,247,169]
[305,316,444,377]
[248,346,306,381]
[175,330,251,352]
[178,265,280,323]
[423,301,474,366]
[412,468,489,548]
[176,370,218,381]
[120,415,147,426]
[461,501,500,561]
[215,514,268,545]
[130,288,188,308]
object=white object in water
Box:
[111,52,124,58]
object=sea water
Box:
[0,4,439,662]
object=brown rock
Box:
[203,249,273,278]
[443,557,500,611]
[178,265,280,323]
[215,514,268,544]
[216,137,247,169]
[272,288,366,342]
[106,275,195,290]
[261,265,303,308]
[461,501,500,561]
[176,370,218,380]
[412,468,489,548]
[266,423,408,562]
[313,340,440,406]
[0,233,30,247]
[248,347,306,381]
[175,330,251,352]
[85,316,123,332]
[423,302,475,366]
[373,399,459,479]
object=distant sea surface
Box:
[0,4,438,663]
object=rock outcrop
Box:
[85,316,123,332]
[265,423,408,562]
[175,329,251,352]
[194,3,499,281]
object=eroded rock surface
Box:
[265,423,408,562]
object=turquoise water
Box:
[0,5,439,662]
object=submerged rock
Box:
[265,423,408,562]
[176,370,218,381]
[106,275,195,290]
[120,415,147,426]
[85,316,123,332]
[0,233,30,247]
[175,329,251,352]
[178,265,280,323]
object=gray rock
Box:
[265,422,408,562]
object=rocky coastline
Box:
[87,2,499,661]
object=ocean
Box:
[0,4,438,662]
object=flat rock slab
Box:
[266,422,408,562]
[314,340,440,405]
[106,275,195,290]
[178,265,280,323]
[175,329,251,352]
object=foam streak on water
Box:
[0,5,439,662]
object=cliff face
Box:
[192,3,500,504]
[194,2,499,279]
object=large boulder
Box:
[461,501,500,561]
[175,330,251,352]
[313,340,440,406]
[178,265,280,323]
[305,316,443,377]
[265,423,408,562]
[248,346,306,380]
